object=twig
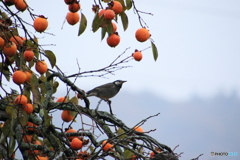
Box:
[67,48,132,78]
[132,0,153,28]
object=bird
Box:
[86,80,126,100]
[86,80,126,114]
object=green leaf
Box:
[69,111,77,121]
[125,0,132,10]
[53,81,59,93]
[106,21,113,34]
[33,35,38,44]
[46,70,51,80]
[92,13,100,32]
[123,149,134,159]
[28,60,35,68]
[0,63,10,81]
[43,138,52,148]
[5,106,17,119]
[1,12,8,20]
[19,109,28,126]
[45,50,56,68]
[39,74,47,82]
[78,13,87,36]
[120,12,128,31]
[24,40,33,46]
[137,146,144,154]
[33,47,39,59]
[98,16,107,29]
[33,104,38,112]
[11,28,19,36]
[116,0,125,5]
[89,145,95,153]
[39,83,47,95]
[39,108,44,118]
[9,136,16,154]
[44,113,52,127]
[101,27,107,41]
[116,0,126,11]
[1,120,11,139]
[30,74,41,104]
[70,96,78,105]
[151,41,158,61]
[40,108,52,127]
[23,85,31,99]
[116,128,127,139]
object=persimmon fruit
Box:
[25,71,32,82]
[26,122,38,131]
[0,123,4,128]
[14,0,27,12]
[14,95,28,105]
[23,134,32,143]
[32,140,41,154]
[134,126,144,132]
[98,9,106,17]
[34,140,41,145]
[65,128,78,141]
[35,60,48,74]
[131,155,137,160]
[101,22,117,32]
[150,149,162,158]
[112,22,117,32]
[64,0,75,4]
[22,103,34,114]
[150,151,155,158]
[107,33,120,47]
[3,42,17,57]
[111,1,123,14]
[135,28,151,42]
[70,138,83,150]
[33,17,48,33]
[9,36,24,46]
[35,156,49,160]
[104,9,115,20]
[77,151,90,159]
[66,12,80,25]
[102,140,114,152]
[23,49,34,61]
[68,1,80,12]
[0,37,5,48]
[12,70,27,85]
[56,97,67,102]
[61,110,74,122]
[132,50,143,61]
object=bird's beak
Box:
[122,81,127,83]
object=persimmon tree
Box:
[0,0,188,159]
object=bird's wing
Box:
[86,82,111,97]
[86,88,98,97]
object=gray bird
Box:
[86,80,126,114]
[86,80,126,100]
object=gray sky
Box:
[11,0,239,102]
[2,0,240,159]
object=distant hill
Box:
[94,90,240,160]
[53,90,240,160]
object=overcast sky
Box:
[1,0,240,159]
[3,0,239,102]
